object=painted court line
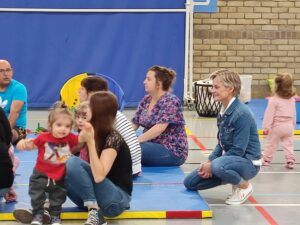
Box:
[254,193,300,197]
[185,128,207,151]
[248,196,279,225]
[183,171,300,174]
[209,203,300,207]
[212,196,288,225]
[259,171,300,174]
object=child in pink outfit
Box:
[262,73,296,169]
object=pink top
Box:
[79,145,89,163]
[263,94,296,130]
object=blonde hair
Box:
[74,101,89,118]
[210,69,241,97]
[275,72,296,99]
[48,101,74,131]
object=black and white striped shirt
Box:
[115,111,142,175]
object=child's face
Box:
[51,114,73,139]
[75,108,92,130]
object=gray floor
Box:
[4,108,300,225]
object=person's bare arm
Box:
[79,122,117,183]
[8,100,24,128]
[88,145,117,183]
[137,123,168,143]
[16,138,36,150]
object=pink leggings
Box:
[263,123,295,163]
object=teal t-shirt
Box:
[0,79,27,128]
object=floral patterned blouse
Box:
[132,92,188,159]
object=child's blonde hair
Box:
[48,101,74,131]
[74,101,89,131]
[74,101,89,118]
[275,73,296,99]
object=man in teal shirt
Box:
[0,59,27,144]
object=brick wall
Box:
[194,0,300,97]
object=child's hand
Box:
[16,138,35,150]
[263,129,269,135]
[4,188,17,203]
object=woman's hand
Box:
[198,161,212,178]
[79,122,94,143]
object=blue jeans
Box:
[140,142,185,166]
[66,156,131,217]
[184,156,260,190]
[0,187,9,197]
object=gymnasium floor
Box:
[3,100,300,225]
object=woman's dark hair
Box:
[89,91,118,157]
[148,65,176,91]
[275,73,296,99]
[81,75,108,94]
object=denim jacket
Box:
[209,98,261,161]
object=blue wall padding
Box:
[0,0,186,107]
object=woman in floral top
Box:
[132,65,188,166]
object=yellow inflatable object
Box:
[60,73,88,109]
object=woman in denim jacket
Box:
[184,69,261,205]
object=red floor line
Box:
[188,133,207,151]
[248,196,279,225]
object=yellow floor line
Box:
[0,210,213,220]
[258,130,300,135]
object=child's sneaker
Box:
[13,208,33,224]
[13,208,51,224]
[43,209,51,224]
[31,214,43,225]
[51,215,62,225]
[262,160,271,166]
[225,183,253,205]
[285,162,295,169]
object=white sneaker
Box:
[226,185,238,199]
[225,183,253,205]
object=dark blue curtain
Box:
[0,0,186,107]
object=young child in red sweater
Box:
[15,102,78,225]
